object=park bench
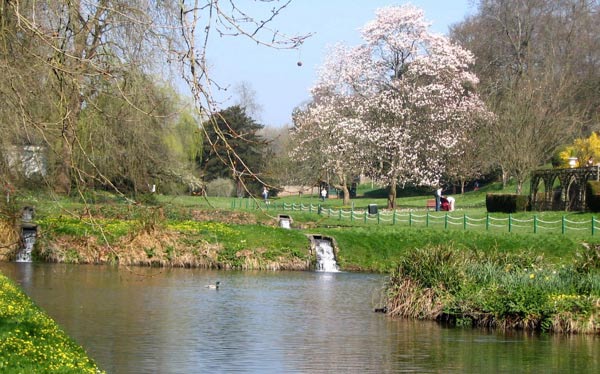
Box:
[426,199,436,210]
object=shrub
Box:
[586,181,600,212]
[384,247,600,333]
[205,178,235,197]
[486,193,529,213]
[396,246,465,293]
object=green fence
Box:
[231,199,598,236]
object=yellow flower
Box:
[529,273,535,279]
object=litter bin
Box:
[368,204,378,215]
[278,214,293,229]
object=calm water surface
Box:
[1,262,599,374]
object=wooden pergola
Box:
[530,166,600,211]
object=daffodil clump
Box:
[384,246,600,333]
[0,274,105,373]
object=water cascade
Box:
[16,207,36,263]
[16,226,36,262]
[310,236,339,272]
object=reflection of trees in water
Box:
[1,263,598,373]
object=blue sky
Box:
[202,1,475,127]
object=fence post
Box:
[377,211,380,225]
[426,211,429,227]
[508,214,512,232]
[533,215,537,234]
[562,215,566,235]
[351,207,354,222]
[463,213,467,230]
[409,211,412,227]
[393,210,396,225]
[486,213,489,231]
[339,209,342,220]
[593,216,596,236]
[444,213,448,229]
[364,210,367,224]
[309,203,312,214]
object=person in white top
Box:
[446,195,455,211]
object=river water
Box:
[1,262,599,373]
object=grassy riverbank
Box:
[2,187,600,335]
[3,188,600,271]
[382,245,600,334]
[0,273,104,373]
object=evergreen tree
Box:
[201,106,268,197]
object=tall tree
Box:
[293,5,490,208]
[451,0,600,193]
[1,0,309,198]
[201,105,268,197]
[291,89,367,205]
[2,0,181,194]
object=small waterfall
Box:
[16,227,36,263]
[315,239,339,272]
[16,206,36,263]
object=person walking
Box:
[320,187,327,202]
[434,186,442,211]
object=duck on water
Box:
[205,281,220,289]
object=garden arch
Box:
[530,166,600,211]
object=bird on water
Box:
[206,281,220,289]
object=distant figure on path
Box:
[321,187,327,202]
[435,187,442,211]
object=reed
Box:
[383,245,600,334]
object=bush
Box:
[486,193,529,213]
[586,181,600,212]
[384,246,600,333]
[205,178,235,197]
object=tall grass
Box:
[383,245,600,333]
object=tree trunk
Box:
[54,69,82,195]
[501,167,510,188]
[516,179,524,195]
[336,171,350,206]
[55,0,86,195]
[341,184,350,206]
[387,179,397,209]
[55,118,76,195]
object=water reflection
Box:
[1,263,598,373]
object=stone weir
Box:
[306,234,340,272]
[16,206,37,262]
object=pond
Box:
[1,263,599,373]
